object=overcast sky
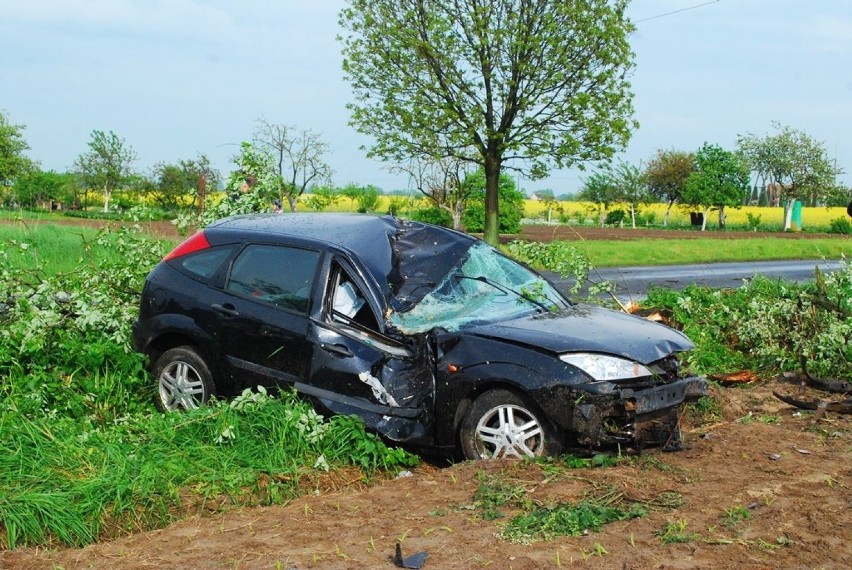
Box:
[2,0,850,195]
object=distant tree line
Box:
[577,124,847,231]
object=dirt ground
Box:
[3,216,849,569]
[2,379,850,570]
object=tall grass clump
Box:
[0,224,417,550]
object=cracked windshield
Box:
[391,243,567,333]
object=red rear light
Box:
[163,232,211,261]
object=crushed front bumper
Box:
[570,376,708,451]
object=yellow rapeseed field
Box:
[517,200,848,229]
[307,195,847,230]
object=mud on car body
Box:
[132,213,707,460]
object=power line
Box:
[634,0,721,24]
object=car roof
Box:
[206,213,478,311]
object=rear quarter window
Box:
[173,246,235,280]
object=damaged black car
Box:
[132,214,707,459]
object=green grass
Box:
[0,387,417,549]
[559,237,849,268]
[0,223,170,273]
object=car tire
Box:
[152,346,214,412]
[460,389,560,460]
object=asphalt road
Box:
[544,259,846,301]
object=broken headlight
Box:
[560,353,652,382]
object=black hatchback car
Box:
[133,213,706,459]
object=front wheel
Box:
[460,389,560,460]
[152,346,214,412]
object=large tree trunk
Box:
[701,206,709,231]
[103,186,111,213]
[483,152,501,246]
[718,204,726,228]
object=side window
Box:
[174,246,234,281]
[227,244,319,312]
[328,264,379,332]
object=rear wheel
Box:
[152,346,214,412]
[460,389,559,460]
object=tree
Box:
[738,123,840,230]
[390,155,474,229]
[12,170,77,208]
[579,170,619,227]
[356,185,381,212]
[149,155,219,212]
[682,143,749,231]
[645,149,694,226]
[176,142,282,233]
[302,186,340,211]
[0,111,35,188]
[253,118,333,212]
[460,168,525,234]
[74,130,137,212]
[338,183,364,211]
[610,160,652,228]
[339,0,637,245]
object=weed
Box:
[423,525,452,536]
[500,500,646,544]
[580,542,610,560]
[472,472,531,520]
[722,505,751,528]
[684,395,723,424]
[334,545,349,560]
[738,412,754,425]
[656,520,700,544]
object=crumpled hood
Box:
[466,303,695,364]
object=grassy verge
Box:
[543,237,849,268]
[0,225,417,549]
[0,224,174,273]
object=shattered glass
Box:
[390,243,567,333]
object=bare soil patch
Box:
[3,380,850,570]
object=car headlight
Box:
[560,353,653,382]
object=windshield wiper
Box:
[455,274,555,313]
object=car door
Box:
[212,243,320,393]
[304,258,436,445]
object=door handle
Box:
[320,343,353,358]
[212,303,239,318]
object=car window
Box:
[176,246,234,280]
[227,244,319,312]
[324,263,412,357]
[328,265,379,331]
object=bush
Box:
[411,206,453,228]
[462,202,523,234]
[646,261,851,379]
[827,216,852,234]
[605,209,625,226]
